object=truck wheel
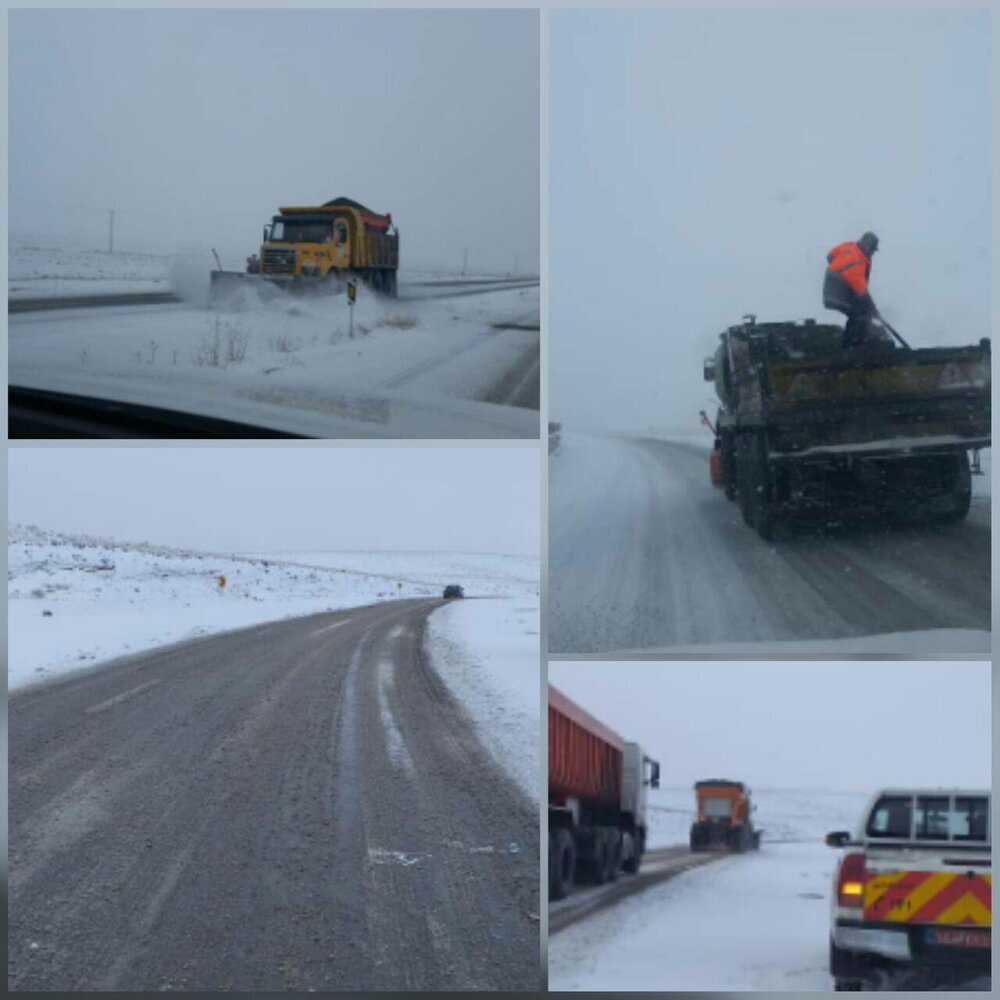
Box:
[720,434,737,501]
[830,938,865,989]
[591,837,608,884]
[736,437,755,526]
[689,823,703,852]
[549,829,576,900]
[935,452,972,524]
[750,433,775,541]
[622,832,641,874]
[607,831,623,882]
[729,826,746,853]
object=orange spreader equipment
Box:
[709,447,724,487]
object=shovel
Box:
[874,311,911,350]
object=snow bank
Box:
[550,788,870,992]
[425,597,540,802]
[8,524,535,690]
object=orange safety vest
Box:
[826,241,870,296]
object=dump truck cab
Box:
[826,788,991,990]
[260,211,352,278]
[690,779,761,852]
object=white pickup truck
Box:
[825,789,991,990]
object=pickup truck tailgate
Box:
[865,869,991,927]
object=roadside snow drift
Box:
[426,597,540,801]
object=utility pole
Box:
[107,209,115,254]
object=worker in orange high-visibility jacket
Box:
[823,231,880,347]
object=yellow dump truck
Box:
[211,197,399,299]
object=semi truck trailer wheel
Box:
[549,828,576,900]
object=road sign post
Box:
[347,279,357,339]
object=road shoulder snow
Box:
[425,597,540,802]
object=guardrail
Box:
[549,845,723,934]
[9,292,179,313]
[549,421,561,455]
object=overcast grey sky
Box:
[8,447,539,557]
[550,9,990,434]
[10,9,539,274]
[549,661,990,793]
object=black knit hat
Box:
[858,231,879,255]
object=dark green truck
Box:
[704,317,991,539]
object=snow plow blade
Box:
[208,270,344,305]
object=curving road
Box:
[549,435,990,655]
[9,599,539,992]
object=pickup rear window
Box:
[866,794,989,842]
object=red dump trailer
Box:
[548,685,660,899]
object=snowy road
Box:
[9,599,539,991]
[549,434,990,654]
[549,839,837,991]
[8,286,540,438]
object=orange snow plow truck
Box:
[826,789,991,990]
[689,779,761,852]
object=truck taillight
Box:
[837,853,865,908]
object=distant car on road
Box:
[442,584,464,599]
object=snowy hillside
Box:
[8,524,537,689]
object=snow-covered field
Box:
[8,523,538,690]
[427,597,540,801]
[9,244,171,299]
[549,788,870,992]
[8,241,527,300]
[10,270,539,437]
